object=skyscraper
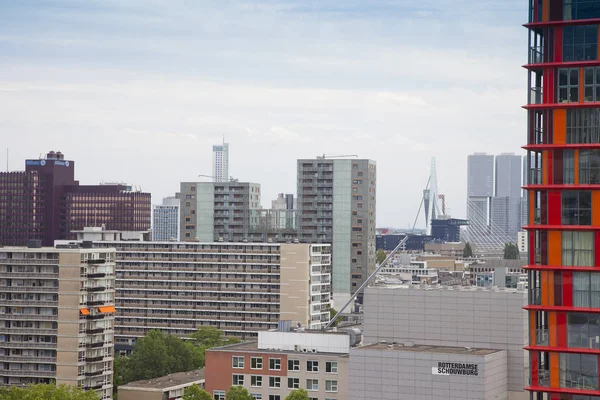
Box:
[152,196,180,241]
[212,141,229,182]
[296,157,376,305]
[466,153,494,244]
[525,2,600,398]
[493,153,523,240]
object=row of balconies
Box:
[1,287,57,293]
[2,300,58,306]
[0,342,56,349]
[0,272,58,279]
[0,327,57,335]
[0,259,58,265]
[0,314,57,321]
[0,369,56,377]
[0,355,56,363]
[117,247,278,254]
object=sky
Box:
[0,0,527,229]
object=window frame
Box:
[306,360,319,372]
[562,231,594,267]
[563,25,599,62]
[251,356,263,369]
[325,361,338,374]
[232,356,245,369]
[269,357,281,371]
[288,359,300,371]
[287,377,300,389]
[232,374,244,386]
[584,67,600,102]
[251,375,263,388]
[268,376,281,389]
[306,378,319,391]
[558,68,580,103]
[561,191,592,225]
[325,380,338,393]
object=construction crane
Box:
[317,154,358,159]
[198,174,239,182]
[324,235,409,330]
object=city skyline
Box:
[0,0,526,228]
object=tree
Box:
[189,326,240,349]
[503,242,520,260]
[375,249,386,265]
[182,384,213,400]
[328,307,341,327]
[463,242,473,258]
[225,385,253,400]
[285,389,310,400]
[0,383,98,400]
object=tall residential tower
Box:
[525,1,600,398]
[212,142,229,183]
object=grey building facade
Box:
[494,153,523,241]
[297,158,376,304]
[362,285,528,399]
[152,196,180,241]
[349,344,508,400]
[466,153,494,245]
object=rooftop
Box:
[207,341,349,356]
[368,283,526,293]
[119,369,205,391]
[356,343,502,356]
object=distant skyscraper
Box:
[153,196,180,241]
[271,193,295,210]
[212,141,229,182]
[493,153,523,240]
[297,158,376,305]
[466,153,494,244]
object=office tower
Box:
[526,3,600,398]
[179,181,261,242]
[297,158,376,305]
[152,196,180,241]
[271,193,295,210]
[0,151,151,246]
[212,142,229,182]
[0,242,116,399]
[466,153,494,244]
[492,153,523,240]
[70,228,331,345]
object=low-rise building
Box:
[118,369,205,400]
[205,330,350,400]
[0,242,116,400]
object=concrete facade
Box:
[363,285,528,398]
[349,344,507,400]
[152,196,180,241]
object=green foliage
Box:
[328,307,341,327]
[375,249,386,265]
[125,330,203,382]
[225,385,253,400]
[182,384,213,400]
[189,326,240,349]
[0,383,99,400]
[503,242,520,260]
[463,242,473,258]
[285,388,310,400]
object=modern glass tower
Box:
[525,1,600,398]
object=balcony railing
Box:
[529,45,544,64]
[530,87,544,105]
[0,369,56,377]
[0,355,56,363]
[562,373,599,390]
[0,314,56,320]
[0,342,56,349]
[536,328,549,346]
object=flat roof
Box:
[119,369,205,391]
[356,343,502,356]
[368,284,526,293]
[208,341,349,357]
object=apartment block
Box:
[205,330,350,400]
[212,142,229,183]
[153,196,180,241]
[69,229,331,346]
[0,243,116,399]
[297,158,376,305]
[179,182,261,242]
[363,284,528,399]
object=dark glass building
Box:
[0,151,151,246]
[430,218,469,243]
[525,1,600,398]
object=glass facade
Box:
[526,1,600,398]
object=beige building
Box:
[118,369,205,400]
[67,229,332,348]
[206,330,350,400]
[0,242,116,400]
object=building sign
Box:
[54,160,70,167]
[432,362,479,376]
[25,160,41,166]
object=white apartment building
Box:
[152,196,180,241]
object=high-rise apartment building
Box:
[212,142,229,183]
[0,243,116,399]
[466,153,494,241]
[152,196,180,241]
[296,158,376,305]
[0,151,151,246]
[68,228,331,346]
[493,153,523,240]
[525,2,600,398]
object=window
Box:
[563,231,594,266]
[251,357,263,369]
[558,68,580,103]
[269,376,281,388]
[214,391,226,400]
[567,108,600,143]
[562,191,592,225]
[307,360,319,372]
[251,395,262,400]
[251,375,262,387]
[325,361,338,373]
[579,150,600,183]
[584,67,600,102]
[562,150,575,184]
[288,377,299,389]
[568,313,600,349]
[269,396,280,400]
[564,0,600,20]
[232,356,244,369]
[232,374,244,386]
[306,379,319,391]
[563,25,598,62]
[269,358,281,370]
[559,353,598,389]
[288,359,300,371]
[325,380,338,392]
[573,272,600,308]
